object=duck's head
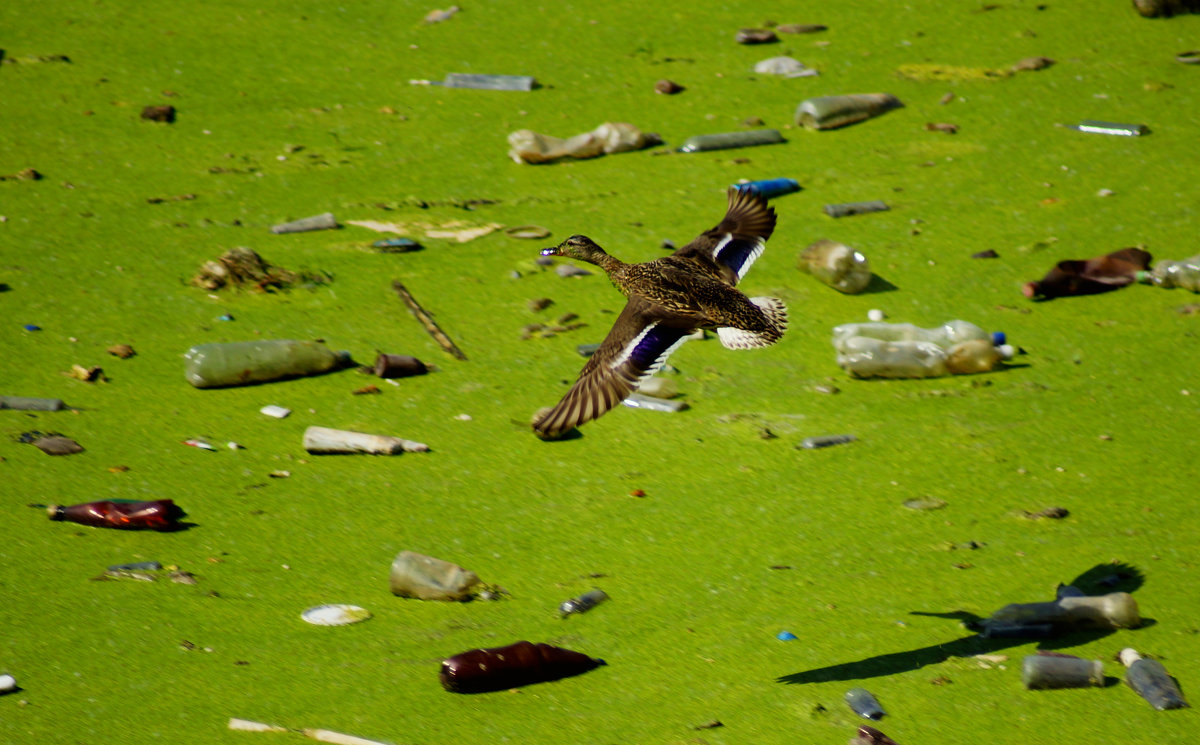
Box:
[542,235,607,262]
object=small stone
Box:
[924,121,959,134]
[654,79,684,95]
[1012,56,1054,72]
[32,435,84,455]
[527,297,553,312]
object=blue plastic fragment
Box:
[777,631,798,641]
[217,313,235,322]
[991,331,1006,346]
[23,324,40,331]
[736,178,801,199]
[372,237,421,249]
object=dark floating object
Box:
[559,589,609,617]
[979,586,1140,637]
[140,105,175,123]
[845,687,885,720]
[1058,120,1149,136]
[1023,246,1151,300]
[1121,648,1190,710]
[372,237,422,252]
[850,725,900,745]
[46,499,186,531]
[1133,0,1200,17]
[735,28,778,44]
[1176,50,1200,64]
[972,249,1000,259]
[1011,56,1055,72]
[373,353,428,379]
[824,200,890,218]
[32,435,83,455]
[655,79,684,95]
[677,129,785,153]
[439,641,605,693]
[1021,653,1105,690]
[776,23,827,34]
[799,434,857,449]
[924,121,959,134]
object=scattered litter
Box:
[67,364,105,382]
[978,585,1140,638]
[754,56,818,78]
[799,434,857,449]
[1,396,65,411]
[0,167,42,182]
[508,122,661,164]
[302,426,428,455]
[389,550,484,601]
[559,589,608,617]
[1022,652,1104,690]
[823,200,890,218]
[654,79,684,94]
[301,604,371,626]
[924,121,959,134]
[372,353,427,380]
[352,384,380,395]
[849,725,899,745]
[777,631,798,641]
[972,249,999,259]
[506,225,551,239]
[735,177,801,198]
[1023,247,1151,299]
[140,105,176,123]
[904,497,947,511]
[108,561,163,571]
[1138,253,1200,291]
[183,438,216,451]
[107,344,136,358]
[896,63,1011,81]
[423,5,459,23]
[1012,56,1055,72]
[1058,120,1149,136]
[1024,506,1069,520]
[637,376,678,399]
[371,237,422,252]
[693,720,724,730]
[1121,648,1190,710]
[260,405,291,419]
[795,94,903,130]
[440,641,605,693]
[867,309,886,322]
[735,28,778,44]
[270,212,338,234]
[348,219,502,243]
[412,73,536,91]
[845,687,885,720]
[192,246,329,292]
[393,280,468,360]
[777,23,827,34]
[44,499,185,531]
[22,324,41,331]
[677,129,785,153]
[1177,50,1200,64]
[29,434,84,455]
[229,717,391,745]
[184,340,351,388]
[622,392,689,412]
[799,240,871,292]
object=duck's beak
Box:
[541,246,561,257]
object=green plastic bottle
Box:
[1138,254,1200,291]
[184,340,350,388]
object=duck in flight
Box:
[533,186,788,439]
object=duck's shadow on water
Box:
[777,563,1148,685]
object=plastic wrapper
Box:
[508,122,661,164]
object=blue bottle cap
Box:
[777,630,798,641]
[991,331,1006,346]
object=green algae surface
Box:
[3,2,1200,744]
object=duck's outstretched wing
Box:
[533,298,692,439]
[671,186,777,286]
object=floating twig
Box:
[391,280,467,360]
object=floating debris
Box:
[1012,56,1055,72]
[423,5,459,23]
[1121,648,1190,710]
[850,725,900,745]
[185,340,351,388]
[0,675,17,695]
[799,239,871,293]
[676,129,785,153]
[896,63,1010,81]
[1023,247,1151,300]
[799,434,857,449]
[228,718,391,745]
[389,551,482,601]
[795,93,903,130]
[1176,50,1200,64]
[1022,653,1105,690]
[1,396,65,411]
[980,588,1140,637]
[183,438,216,451]
[973,249,1000,259]
[373,353,428,378]
[67,364,105,382]
[302,426,427,455]
[393,280,468,360]
[1138,253,1200,291]
[140,105,176,123]
[508,122,661,164]
[777,23,827,34]
[107,343,136,358]
[559,589,609,617]
[622,392,688,412]
[259,405,291,419]
[736,28,778,44]
[0,167,42,182]
[1058,120,1149,136]
[371,237,422,252]
[506,225,551,239]
[824,201,890,218]
[924,121,959,134]
[423,73,536,91]
[845,688,886,720]
[301,604,372,626]
[777,631,799,641]
[30,434,84,455]
[440,641,605,693]
[735,177,801,199]
[555,263,592,278]
[904,497,947,510]
[270,212,338,234]
[654,79,684,94]
[45,499,185,531]
[1024,506,1069,520]
[754,56,818,78]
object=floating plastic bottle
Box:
[0,396,65,411]
[845,688,885,720]
[508,122,661,164]
[735,178,801,199]
[979,590,1140,637]
[1121,648,1190,710]
[442,73,535,91]
[302,426,427,455]
[676,129,785,153]
[559,589,609,617]
[824,200,890,218]
[1138,254,1200,291]
[270,212,338,234]
[837,336,1009,379]
[388,551,482,601]
[46,499,185,531]
[794,94,903,130]
[439,641,605,693]
[1021,653,1105,689]
[184,340,350,388]
[799,240,871,293]
[1134,0,1200,16]
[832,320,992,352]
[373,353,428,379]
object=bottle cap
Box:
[991,331,1006,346]
[1119,648,1143,667]
[997,344,1016,360]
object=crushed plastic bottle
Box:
[558,589,608,617]
[979,589,1140,637]
[440,641,605,693]
[676,129,785,153]
[844,688,885,720]
[184,340,351,388]
[1021,653,1105,690]
[1138,254,1200,291]
[799,240,871,293]
[795,93,903,130]
[832,320,992,352]
[1121,648,1189,710]
[508,122,661,164]
[46,499,186,531]
[388,551,483,601]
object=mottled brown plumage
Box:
[532,187,787,439]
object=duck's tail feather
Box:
[717,297,788,350]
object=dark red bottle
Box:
[46,499,185,531]
[439,641,604,693]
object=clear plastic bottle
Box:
[183,340,350,388]
[1021,653,1105,690]
[837,337,947,378]
[1121,648,1190,710]
[799,240,872,294]
[1138,254,1200,291]
[832,320,990,353]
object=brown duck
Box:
[533,187,788,439]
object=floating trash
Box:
[777,631,798,641]
[1023,247,1151,300]
[373,353,428,378]
[506,225,551,240]
[623,392,688,412]
[191,246,328,291]
[23,324,40,331]
[45,499,185,531]
[735,178,801,199]
[0,674,16,695]
[799,240,871,293]
[1177,50,1200,64]
[1,396,65,411]
[559,589,609,617]
[1121,648,1190,710]
[184,340,351,388]
[508,122,660,164]
[904,497,947,511]
[423,5,460,23]
[259,405,291,419]
[30,434,84,455]
[107,344,136,358]
[183,438,216,451]
[1012,56,1055,72]
[1134,0,1200,18]
[795,94,903,130]
[270,212,338,234]
[436,73,536,91]
[980,589,1140,637]
[140,105,175,123]
[1021,653,1105,690]
[389,551,483,601]
[924,121,959,134]
[1138,253,1200,291]
[303,426,427,455]
[1058,120,1149,136]
[301,604,372,626]
[845,687,885,720]
[439,641,605,693]
[371,237,422,252]
[735,28,778,44]
[654,79,684,94]
[677,129,785,153]
[754,56,818,78]
[799,434,857,449]
[777,23,827,34]
[824,201,890,218]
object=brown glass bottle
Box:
[47,500,185,531]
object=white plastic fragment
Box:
[867,309,886,322]
[754,56,818,78]
[0,674,16,693]
[229,718,288,732]
[301,604,371,626]
[228,717,391,745]
[260,405,292,419]
[302,426,428,454]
